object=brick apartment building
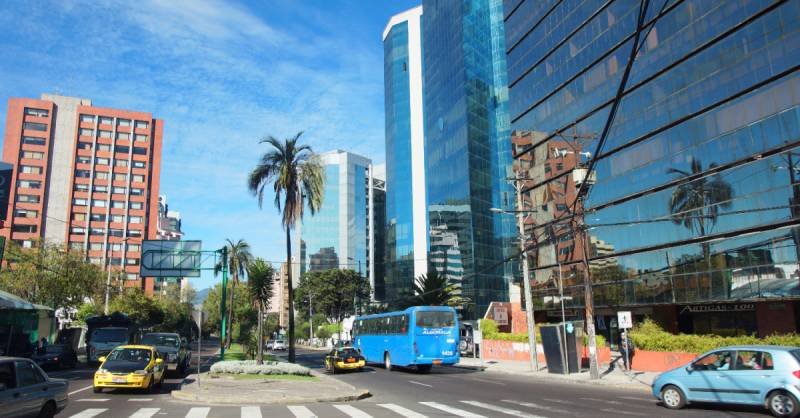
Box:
[1,94,163,294]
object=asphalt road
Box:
[50,346,773,418]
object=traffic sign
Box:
[617,311,633,329]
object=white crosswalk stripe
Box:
[76,398,109,402]
[129,408,160,418]
[461,401,545,418]
[333,404,373,417]
[241,406,262,418]
[419,402,487,417]
[68,409,107,418]
[287,405,317,418]
[503,400,572,415]
[184,407,210,418]
[378,403,429,418]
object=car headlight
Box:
[97,368,109,374]
[134,370,148,375]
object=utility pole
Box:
[575,199,600,379]
[514,178,539,372]
[219,246,228,361]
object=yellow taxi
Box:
[324,346,365,374]
[93,345,165,393]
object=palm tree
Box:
[214,238,253,349]
[248,132,324,363]
[247,258,275,365]
[668,159,734,265]
[412,269,469,307]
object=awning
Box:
[0,290,53,311]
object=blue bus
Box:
[352,306,459,372]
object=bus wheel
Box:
[417,364,432,373]
[384,353,392,371]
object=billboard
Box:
[140,240,202,278]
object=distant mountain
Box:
[194,288,211,306]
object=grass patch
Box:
[224,343,249,360]
[210,372,317,381]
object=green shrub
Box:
[480,319,605,347]
[210,360,311,376]
[630,318,800,353]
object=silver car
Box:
[0,357,68,418]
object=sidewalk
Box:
[172,371,370,405]
[454,356,657,391]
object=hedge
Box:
[210,360,311,376]
[630,319,800,353]
[480,319,606,348]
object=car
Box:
[264,340,275,351]
[0,357,68,418]
[31,344,78,370]
[93,345,166,394]
[652,345,800,417]
[324,346,365,374]
[141,333,190,376]
[272,340,286,351]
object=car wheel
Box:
[384,353,392,371]
[37,401,56,418]
[93,386,102,394]
[661,385,686,410]
[768,390,799,418]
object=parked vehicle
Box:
[0,357,68,418]
[93,345,165,394]
[85,313,139,363]
[324,346,365,374]
[264,340,275,350]
[272,340,286,351]
[141,333,190,375]
[31,344,78,370]
[652,345,800,417]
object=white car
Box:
[272,340,286,351]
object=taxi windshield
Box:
[106,348,151,363]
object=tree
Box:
[247,258,275,364]
[248,132,324,363]
[412,269,468,307]
[201,283,257,341]
[668,160,734,265]
[0,241,105,316]
[214,238,253,349]
[294,269,370,329]
[109,289,164,326]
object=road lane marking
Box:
[378,403,429,418]
[68,408,107,418]
[76,398,109,402]
[408,380,433,387]
[503,400,572,415]
[601,409,647,416]
[618,396,650,402]
[542,398,571,405]
[420,402,486,417]
[461,401,545,418]
[184,407,210,418]
[581,397,622,405]
[129,408,160,418]
[468,377,506,386]
[69,385,94,395]
[287,405,317,418]
[128,398,153,402]
[333,405,373,417]
[241,406,262,418]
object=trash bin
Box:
[540,321,582,374]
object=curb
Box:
[170,387,371,405]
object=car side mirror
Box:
[98,356,106,363]
[156,358,163,364]
[686,365,693,372]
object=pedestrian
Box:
[620,332,635,371]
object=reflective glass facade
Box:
[301,164,341,272]
[423,0,516,319]
[507,0,800,335]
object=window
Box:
[133,147,147,156]
[72,198,87,206]
[129,216,142,224]
[132,161,145,168]
[72,213,86,221]
[16,194,40,203]
[21,151,43,160]
[95,172,109,180]
[111,201,125,209]
[26,108,49,118]
[108,257,122,266]
[99,130,112,139]
[126,273,137,280]
[89,257,102,265]
[14,209,38,218]
[17,180,41,189]
[76,156,91,165]
[20,165,42,174]
[692,350,736,371]
[112,187,126,194]
[130,188,143,196]
[131,175,144,183]
[415,311,455,328]
[92,200,106,208]
[79,128,94,137]
[117,119,131,127]
[735,351,773,371]
[128,229,142,237]
[135,121,149,130]
[116,132,130,141]
[15,361,44,387]
[80,114,95,123]
[129,202,143,210]
[89,243,103,251]
[77,142,92,151]
[114,173,127,182]
[96,157,110,165]
[90,213,106,222]
[556,163,564,171]
[109,243,122,251]
[111,214,124,223]
[97,144,111,152]
[18,240,34,249]
[23,122,47,131]
[93,185,108,193]
[115,146,129,154]
[90,228,105,236]
[109,229,124,237]
[69,242,83,250]
[22,136,45,146]
[126,258,139,266]
[134,134,147,142]
[127,244,140,252]
[99,116,113,125]
[12,225,37,233]
[115,159,128,167]
[75,169,91,178]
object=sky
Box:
[0,0,418,290]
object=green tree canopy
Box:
[412,269,468,308]
[109,289,164,326]
[294,269,370,324]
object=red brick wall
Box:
[756,302,796,337]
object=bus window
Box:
[416,311,455,328]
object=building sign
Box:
[0,162,12,221]
[680,303,755,314]
[493,306,508,326]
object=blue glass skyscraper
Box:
[422,0,516,319]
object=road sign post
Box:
[618,311,633,371]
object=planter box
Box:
[631,350,698,372]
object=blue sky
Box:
[0,0,418,290]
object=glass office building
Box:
[506,0,800,337]
[383,6,429,303]
[423,0,517,319]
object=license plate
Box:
[112,378,127,383]
[346,358,355,363]
[433,360,442,365]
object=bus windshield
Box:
[416,311,455,328]
[92,328,128,343]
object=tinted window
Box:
[0,362,15,390]
[415,311,455,328]
[92,328,128,343]
[15,361,44,386]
